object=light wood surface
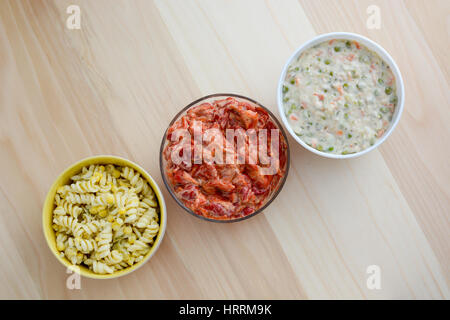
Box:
[0,0,448,299]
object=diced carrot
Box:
[295,77,300,85]
[377,129,385,138]
[315,50,323,56]
[347,54,355,61]
[313,93,324,101]
[354,41,361,49]
[337,130,343,136]
[290,115,298,121]
[329,39,335,45]
[337,85,343,96]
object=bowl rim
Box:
[277,32,405,159]
[42,155,167,279]
[159,93,291,223]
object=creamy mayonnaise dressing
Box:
[282,39,397,154]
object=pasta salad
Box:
[52,164,160,274]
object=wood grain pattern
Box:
[0,0,448,299]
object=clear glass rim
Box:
[159,93,291,223]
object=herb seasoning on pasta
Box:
[52,164,160,274]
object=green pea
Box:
[359,55,370,64]
[342,150,349,155]
[344,113,349,119]
[344,103,349,108]
[385,87,393,95]
[283,97,289,103]
[347,134,352,138]
[345,40,351,48]
[290,79,295,84]
[334,46,341,52]
[390,96,398,105]
[380,107,388,113]
[329,71,334,76]
[343,83,349,89]
[287,104,297,115]
[328,146,334,152]
[324,59,331,65]
[295,67,300,71]
[282,85,289,93]
[378,78,384,85]
[317,145,323,151]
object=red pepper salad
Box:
[163,97,288,220]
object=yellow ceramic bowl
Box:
[42,155,167,279]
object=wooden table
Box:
[0,0,448,299]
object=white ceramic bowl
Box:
[277,32,404,159]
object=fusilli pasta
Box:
[52,164,160,274]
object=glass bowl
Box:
[159,93,290,223]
